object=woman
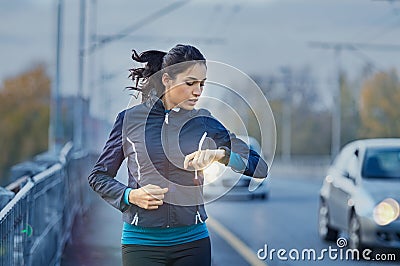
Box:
[88,44,269,266]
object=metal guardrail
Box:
[0,142,94,266]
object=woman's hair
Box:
[127,44,206,102]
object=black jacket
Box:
[88,98,268,228]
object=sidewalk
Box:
[60,196,250,266]
[61,196,123,266]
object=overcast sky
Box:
[1,0,400,121]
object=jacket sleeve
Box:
[204,114,269,179]
[88,111,129,212]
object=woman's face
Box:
[162,63,207,110]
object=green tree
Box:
[291,104,331,156]
[359,69,400,138]
[0,64,50,185]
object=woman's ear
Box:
[162,73,171,88]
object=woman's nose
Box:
[193,84,202,96]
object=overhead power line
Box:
[372,0,400,2]
[308,41,400,51]
[86,0,190,54]
[309,41,400,71]
[93,34,225,45]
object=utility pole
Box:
[88,0,97,95]
[280,67,292,162]
[333,47,342,158]
[75,0,86,151]
[308,42,344,159]
[309,41,400,158]
[49,0,64,154]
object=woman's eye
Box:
[185,81,195,86]
[200,83,205,87]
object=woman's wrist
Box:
[124,188,132,205]
[128,189,138,206]
[215,149,225,161]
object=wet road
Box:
[206,173,400,266]
[61,167,399,265]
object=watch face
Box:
[218,146,230,165]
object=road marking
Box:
[207,217,268,266]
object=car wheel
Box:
[349,213,362,250]
[318,199,338,241]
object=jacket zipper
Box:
[165,112,169,124]
[164,111,171,227]
[194,132,207,223]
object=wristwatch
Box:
[217,146,231,166]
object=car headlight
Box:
[373,198,400,226]
[203,162,224,184]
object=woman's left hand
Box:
[184,149,225,170]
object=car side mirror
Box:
[347,173,357,185]
[341,170,350,178]
[342,171,357,184]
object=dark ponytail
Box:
[127,50,166,102]
[127,44,206,102]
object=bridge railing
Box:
[0,142,95,266]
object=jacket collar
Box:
[149,97,192,116]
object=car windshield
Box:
[362,147,400,179]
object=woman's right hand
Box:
[128,184,168,210]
